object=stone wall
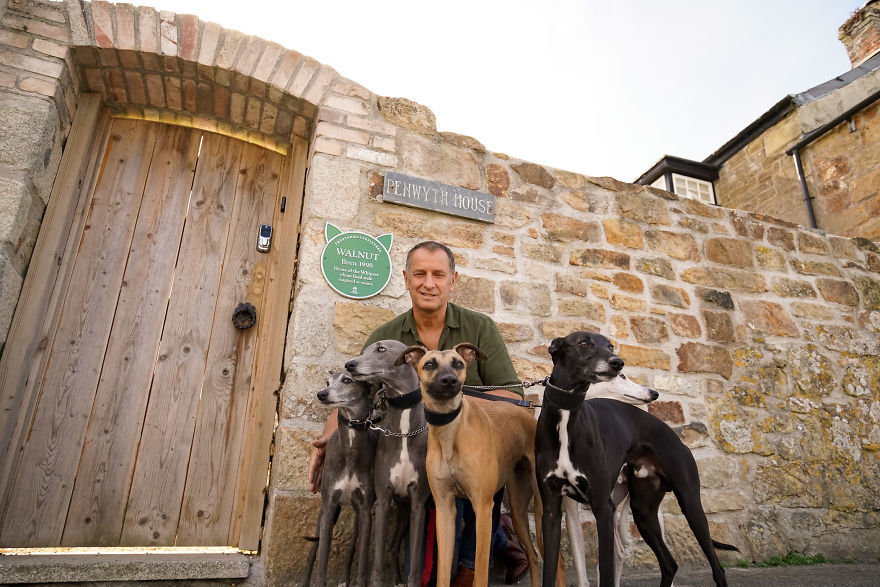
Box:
[715,67,880,241]
[272,87,880,582]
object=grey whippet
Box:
[302,371,377,587]
[345,339,429,587]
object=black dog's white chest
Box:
[544,411,591,502]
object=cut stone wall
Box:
[715,67,880,241]
[275,85,880,581]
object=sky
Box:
[146,1,861,182]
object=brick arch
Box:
[68,1,351,152]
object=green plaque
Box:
[321,223,393,299]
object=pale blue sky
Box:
[149,1,860,182]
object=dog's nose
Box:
[649,389,659,401]
[317,389,329,401]
[609,356,624,371]
[344,359,357,372]
[439,374,458,387]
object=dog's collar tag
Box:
[423,402,461,426]
[386,387,422,410]
[543,381,587,411]
[338,413,371,430]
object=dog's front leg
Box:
[407,492,427,587]
[472,495,494,587]
[370,492,390,586]
[434,492,457,587]
[315,499,337,587]
[539,486,563,587]
[354,497,373,587]
[594,499,616,587]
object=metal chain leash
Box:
[461,377,548,392]
[366,419,427,437]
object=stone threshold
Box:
[0,548,252,584]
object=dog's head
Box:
[547,331,624,385]
[586,372,659,405]
[396,342,487,401]
[345,339,411,382]
[317,370,372,407]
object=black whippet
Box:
[535,331,735,587]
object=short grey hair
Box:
[405,241,455,274]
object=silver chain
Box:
[461,377,548,392]
[367,419,428,438]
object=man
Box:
[308,241,529,585]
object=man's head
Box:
[404,241,457,314]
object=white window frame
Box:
[671,173,715,204]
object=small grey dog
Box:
[345,339,429,587]
[302,371,377,587]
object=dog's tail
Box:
[712,539,739,551]
[302,535,318,542]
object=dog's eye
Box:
[342,377,352,384]
[377,345,385,352]
[453,359,464,369]
[578,339,591,347]
[424,359,436,370]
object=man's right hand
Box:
[308,435,328,494]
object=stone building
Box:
[637,0,880,241]
[0,0,878,585]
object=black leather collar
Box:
[423,402,462,426]
[542,379,587,411]
[386,387,422,410]
[338,412,371,430]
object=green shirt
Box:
[363,302,522,397]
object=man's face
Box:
[404,248,457,313]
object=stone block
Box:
[554,169,586,189]
[634,256,675,280]
[486,163,509,197]
[558,298,605,322]
[644,230,701,262]
[273,424,320,492]
[288,297,334,358]
[791,302,835,320]
[705,237,753,267]
[373,211,483,250]
[569,248,630,270]
[668,313,701,338]
[509,185,553,206]
[562,187,609,214]
[603,218,644,249]
[521,243,562,264]
[615,191,670,225]
[702,310,734,342]
[332,302,396,355]
[399,132,480,190]
[493,200,534,229]
[497,322,533,342]
[450,274,496,313]
[766,226,795,251]
[798,231,829,255]
[512,355,552,382]
[677,343,732,378]
[681,267,767,293]
[789,258,841,277]
[773,278,817,298]
[377,96,435,136]
[500,282,550,316]
[677,217,709,233]
[0,254,23,351]
[541,213,601,242]
[647,401,684,424]
[678,197,724,218]
[0,95,62,206]
[610,293,646,312]
[741,300,799,337]
[629,316,668,344]
[610,315,629,338]
[854,276,880,309]
[755,245,787,270]
[303,156,363,222]
[554,274,589,297]
[612,272,643,293]
[696,288,735,310]
[619,345,671,370]
[511,162,556,189]
[817,278,860,306]
[650,283,690,308]
[541,319,602,339]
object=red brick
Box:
[0,29,29,48]
[180,14,199,61]
[213,85,229,118]
[254,42,284,82]
[145,74,165,107]
[138,7,159,54]
[159,10,178,56]
[19,76,56,97]
[115,3,136,50]
[270,49,303,89]
[125,71,146,105]
[198,22,222,67]
[107,69,126,102]
[245,97,262,129]
[236,37,265,76]
[165,76,182,110]
[182,78,196,111]
[90,1,115,48]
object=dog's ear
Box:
[396,345,427,367]
[548,337,564,358]
[453,342,488,364]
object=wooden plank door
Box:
[0,117,301,549]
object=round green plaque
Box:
[321,223,393,299]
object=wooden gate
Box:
[0,99,305,549]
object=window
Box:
[672,173,715,204]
